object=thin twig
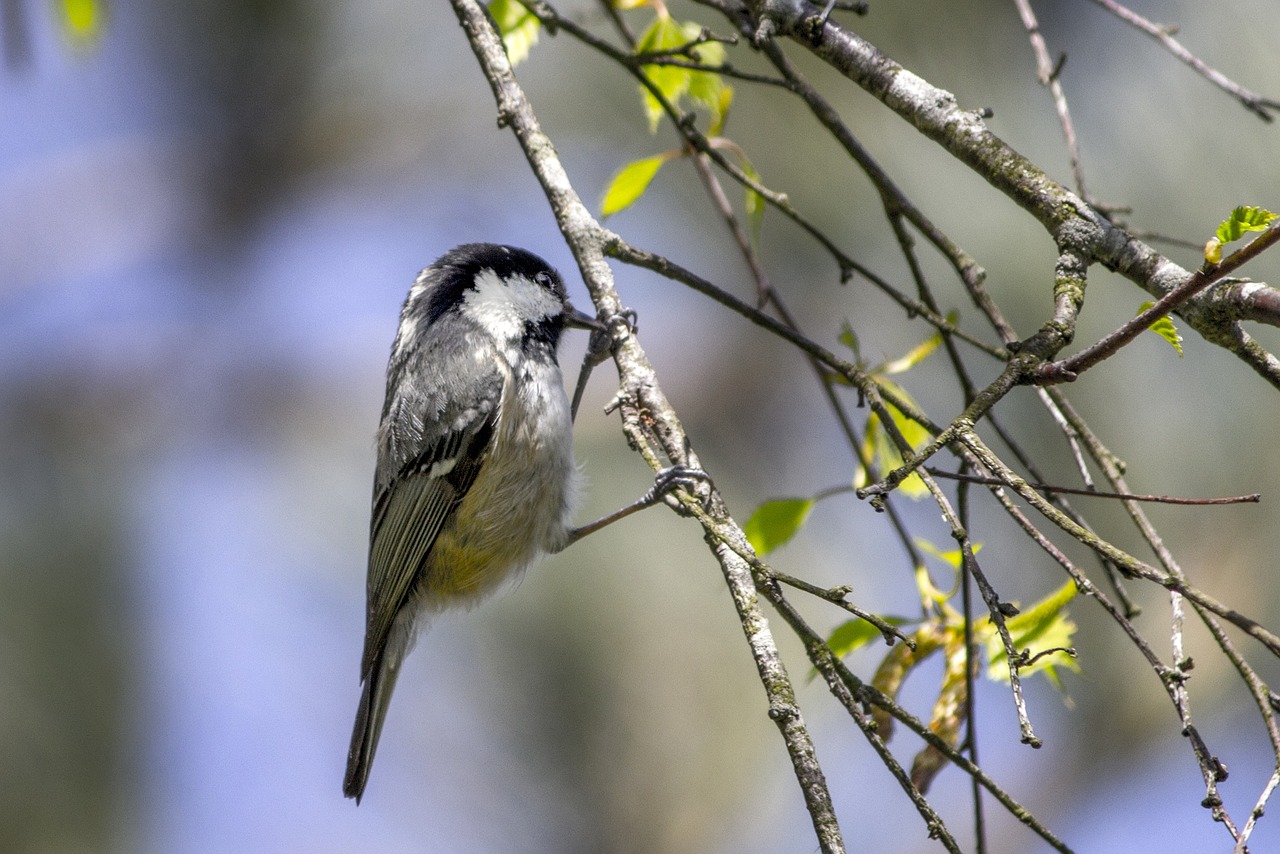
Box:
[1085,0,1280,122]
[925,468,1261,505]
[1012,0,1091,202]
[768,568,915,646]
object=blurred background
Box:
[3,0,1280,851]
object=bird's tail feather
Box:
[343,652,402,803]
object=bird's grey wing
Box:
[360,371,502,679]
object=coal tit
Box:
[343,243,601,802]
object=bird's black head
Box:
[401,243,595,353]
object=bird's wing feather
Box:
[361,368,502,678]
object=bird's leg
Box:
[558,465,713,549]
[571,309,637,422]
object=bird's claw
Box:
[649,464,714,514]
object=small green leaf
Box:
[709,85,735,137]
[745,498,815,555]
[601,154,672,217]
[59,0,103,45]
[828,615,907,658]
[1137,301,1183,356]
[740,156,765,248]
[489,0,542,66]
[858,380,932,499]
[916,538,982,571]
[856,407,928,498]
[984,580,1080,687]
[877,332,943,376]
[1214,206,1278,246]
[634,15,732,133]
[636,14,693,132]
[828,619,881,658]
[913,538,980,604]
[838,321,861,360]
[683,23,730,130]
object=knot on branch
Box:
[768,701,799,723]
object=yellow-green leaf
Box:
[877,332,943,376]
[740,156,765,248]
[745,498,815,555]
[839,321,861,359]
[856,380,932,499]
[828,618,884,658]
[636,14,692,132]
[1137,301,1183,356]
[59,0,103,45]
[709,85,734,136]
[916,538,982,571]
[634,15,731,133]
[856,403,928,499]
[683,23,730,131]
[489,0,541,66]
[1214,205,1277,246]
[912,538,980,605]
[984,580,1080,687]
[601,154,672,217]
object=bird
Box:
[343,243,602,802]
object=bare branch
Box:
[1085,0,1280,122]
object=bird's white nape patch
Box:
[461,268,563,341]
[408,268,433,301]
[393,313,419,359]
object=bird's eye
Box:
[534,271,553,289]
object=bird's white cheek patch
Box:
[462,269,562,341]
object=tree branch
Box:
[449,1,846,849]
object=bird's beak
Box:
[565,303,605,332]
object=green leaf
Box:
[877,331,943,376]
[856,408,927,497]
[984,580,1080,687]
[709,85,734,137]
[912,538,980,604]
[489,0,541,66]
[745,498,815,555]
[740,155,765,248]
[916,538,982,571]
[1137,301,1183,356]
[636,14,692,132]
[838,321,861,360]
[1207,206,1277,263]
[828,615,907,658]
[634,16,732,133]
[59,0,104,45]
[1214,206,1278,245]
[601,154,673,217]
[858,380,932,499]
[683,23,730,131]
